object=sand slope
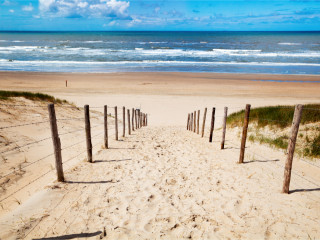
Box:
[1,126,319,240]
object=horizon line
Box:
[1,30,320,33]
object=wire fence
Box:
[0,103,148,206]
[186,104,320,196]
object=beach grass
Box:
[0,90,69,104]
[228,104,320,158]
[227,104,320,128]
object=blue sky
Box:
[0,0,320,31]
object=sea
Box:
[0,31,320,74]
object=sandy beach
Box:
[0,72,319,239]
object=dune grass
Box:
[228,104,320,158]
[227,104,320,128]
[0,90,69,104]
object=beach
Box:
[0,71,319,239]
[1,71,320,126]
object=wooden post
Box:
[209,108,215,142]
[122,106,125,137]
[104,105,108,149]
[135,109,138,129]
[221,107,228,149]
[146,114,148,126]
[48,104,64,182]
[282,104,303,194]
[115,106,118,140]
[127,109,131,135]
[132,108,135,131]
[197,110,200,134]
[193,111,196,133]
[201,108,207,138]
[190,113,193,131]
[84,105,92,163]
[140,112,143,127]
[187,114,190,130]
[239,104,251,164]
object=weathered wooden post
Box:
[146,114,148,126]
[282,104,303,194]
[193,111,196,133]
[123,106,126,137]
[136,110,139,128]
[48,104,64,182]
[187,113,190,130]
[209,108,215,142]
[197,110,200,134]
[135,109,138,129]
[127,109,131,135]
[190,112,193,132]
[84,105,92,163]
[239,104,251,163]
[221,107,228,149]
[115,106,118,140]
[201,108,207,138]
[132,108,135,131]
[104,105,108,149]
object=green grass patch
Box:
[227,104,320,128]
[0,90,68,104]
[304,133,320,158]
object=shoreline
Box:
[0,70,320,78]
[1,71,319,126]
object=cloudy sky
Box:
[0,0,320,31]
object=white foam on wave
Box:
[1,59,319,67]
[278,42,302,46]
[1,45,320,58]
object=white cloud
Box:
[108,20,116,26]
[3,0,10,6]
[9,9,14,13]
[38,0,131,19]
[22,3,34,11]
[154,7,160,14]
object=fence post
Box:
[141,113,143,127]
[48,104,64,182]
[127,109,131,135]
[201,108,207,138]
[123,106,126,137]
[115,106,118,140]
[191,112,193,131]
[132,108,135,131]
[187,113,190,130]
[104,105,108,149]
[239,104,251,164]
[84,105,92,163]
[209,108,215,142]
[146,114,148,126]
[197,110,200,134]
[135,109,138,129]
[282,104,303,194]
[193,111,196,133]
[221,107,228,149]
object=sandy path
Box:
[2,126,319,240]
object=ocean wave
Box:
[1,59,320,67]
[1,46,320,58]
[278,42,302,46]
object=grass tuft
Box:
[227,104,320,128]
[0,90,69,104]
[227,104,320,158]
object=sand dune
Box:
[1,125,319,239]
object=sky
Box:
[0,0,320,31]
